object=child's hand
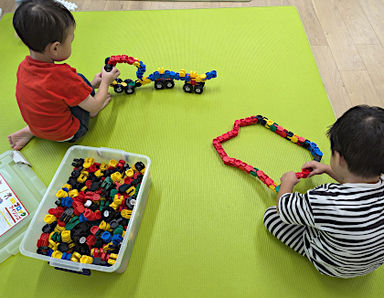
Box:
[302,161,328,178]
[91,72,102,89]
[280,171,300,186]
[101,67,120,85]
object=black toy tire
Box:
[183,83,193,93]
[114,84,124,93]
[154,81,165,90]
[165,80,175,89]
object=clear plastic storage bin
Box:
[19,145,151,274]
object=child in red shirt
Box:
[9,0,120,150]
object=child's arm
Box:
[302,161,341,183]
[90,72,102,89]
[78,67,120,115]
[276,171,300,212]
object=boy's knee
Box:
[263,206,278,228]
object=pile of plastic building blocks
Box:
[36,157,146,266]
[212,115,323,193]
[104,55,217,95]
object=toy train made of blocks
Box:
[104,55,217,95]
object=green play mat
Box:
[0,7,378,298]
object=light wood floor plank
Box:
[340,70,381,107]
[335,0,379,45]
[357,44,384,105]
[312,45,352,117]
[289,0,328,46]
[360,0,384,47]
[312,0,365,71]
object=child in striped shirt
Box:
[263,105,384,278]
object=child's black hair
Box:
[13,0,75,52]
[327,105,384,177]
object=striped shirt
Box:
[278,178,384,278]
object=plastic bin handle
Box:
[98,147,127,156]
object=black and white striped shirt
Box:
[278,178,384,278]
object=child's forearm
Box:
[91,82,110,113]
[276,181,295,212]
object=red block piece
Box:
[83,209,101,221]
[48,206,65,218]
[127,56,136,64]
[85,192,101,202]
[73,201,85,216]
[37,233,49,247]
[88,164,98,173]
[245,165,253,173]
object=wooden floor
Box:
[2,0,384,117]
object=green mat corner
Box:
[0,7,379,298]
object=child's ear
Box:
[336,152,348,168]
[46,41,61,57]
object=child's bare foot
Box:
[8,126,34,150]
[90,93,111,118]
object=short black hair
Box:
[327,105,384,177]
[13,0,75,52]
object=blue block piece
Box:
[185,74,191,81]
[111,234,123,246]
[62,252,72,260]
[61,197,73,208]
[174,73,180,80]
[153,71,160,80]
[47,248,53,257]
[62,187,69,192]
[148,74,154,81]
[79,214,88,222]
[164,70,171,79]
[101,231,112,243]
[169,71,176,79]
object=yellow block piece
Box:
[126,186,136,197]
[83,157,95,168]
[61,230,71,243]
[99,220,111,231]
[95,169,104,178]
[121,209,132,219]
[62,184,72,191]
[56,189,68,198]
[68,189,79,198]
[108,160,118,167]
[44,214,56,224]
[179,69,186,77]
[51,250,63,259]
[111,171,122,183]
[125,168,134,178]
[80,255,93,264]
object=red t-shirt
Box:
[16,56,93,141]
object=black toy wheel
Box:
[154,81,165,90]
[114,84,124,93]
[183,83,193,93]
[194,85,204,94]
[165,80,175,89]
[125,86,135,95]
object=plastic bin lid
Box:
[0,150,46,263]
